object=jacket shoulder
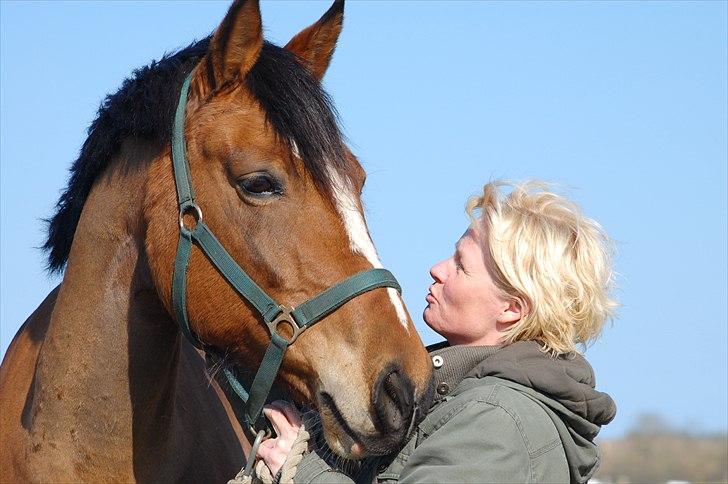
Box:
[417,377,569,482]
[428,379,561,454]
[479,381,565,457]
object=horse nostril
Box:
[374,366,415,434]
[384,371,414,414]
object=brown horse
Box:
[0,1,434,481]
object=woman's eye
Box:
[238,174,281,196]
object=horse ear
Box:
[199,0,263,91]
[284,0,344,80]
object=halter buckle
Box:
[268,305,303,344]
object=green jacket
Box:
[294,341,616,483]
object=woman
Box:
[251,180,617,483]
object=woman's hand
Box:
[256,400,303,476]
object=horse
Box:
[0,1,434,481]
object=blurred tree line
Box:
[595,414,727,483]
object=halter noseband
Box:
[170,72,402,440]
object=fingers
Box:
[263,406,284,437]
[267,400,303,427]
[256,439,285,476]
[256,401,304,478]
[263,405,298,437]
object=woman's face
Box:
[424,226,516,346]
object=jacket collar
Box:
[426,341,502,403]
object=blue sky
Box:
[1,1,726,439]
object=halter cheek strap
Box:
[170,72,402,440]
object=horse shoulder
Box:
[0,285,60,482]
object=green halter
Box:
[170,72,402,440]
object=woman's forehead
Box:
[458,227,482,253]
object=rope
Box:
[279,425,310,484]
[227,467,255,484]
[228,423,311,484]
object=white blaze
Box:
[327,167,409,331]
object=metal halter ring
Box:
[242,429,267,477]
[179,202,203,234]
[268,305,304,344]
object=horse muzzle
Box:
[317,364,435,458]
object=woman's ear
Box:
[497,298,524,327]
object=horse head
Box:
[142,0,433,457]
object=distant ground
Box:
[595,415,728,483]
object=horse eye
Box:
[238,174,282,197]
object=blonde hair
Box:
[466,180,617,355]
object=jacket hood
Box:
[465,340,616,483]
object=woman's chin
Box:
[422,307,439,332]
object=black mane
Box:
[44,39,349,273]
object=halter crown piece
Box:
[170,72,402,441]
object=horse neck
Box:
[30,142,184,470]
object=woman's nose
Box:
[430,258,449,283]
